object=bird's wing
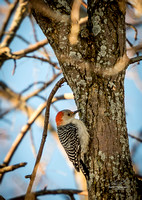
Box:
[57,123,81,171]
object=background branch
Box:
[0,0,28,48]
[0,162,27,174]
[9,189,86,200]
[0,0,19,41]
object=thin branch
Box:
[129,56,142,64]
[126,38,139,58]
[9,189,85,200]
[25,77,65,199]
[0,162,27,174]
[23,72,61,101]
[12,59,17,75]
[0,40,50,68]
[128,133,142,143]
[79,16,88,25]
[4,32,30,44]
[126,23,138,40]
[0,0,19,41]
[3,32,50,60]
[14,39,48,57]
[0,0,28,48]
[126,38,133,48]
[20,81,45,95]
[135,174,142,180]
[0,105,19,118]
[24,55,60,69]
[52,93,74,103]
[29,15,38,43]
[0,40,51,68]
[127,43,142,53]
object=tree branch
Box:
[23,72,61,101]
[0,0,19,41]
[0,39,48,61]
[129,56,142,64]
[25,77,65,198]
[0,162,27,174]
[9,189,86,200]
[128,133,142,143]
[69,0,81,45]
[0,0,28,48]
[14,39,48,57]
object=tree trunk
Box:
[29,0,140,199]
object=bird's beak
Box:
[73,109,81,115]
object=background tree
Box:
[0,0,142,199]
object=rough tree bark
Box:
[29,0,141,199]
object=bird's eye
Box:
[68,113,71,116]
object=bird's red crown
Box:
[55,111,64,126]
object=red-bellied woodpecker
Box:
[55,109,89,179]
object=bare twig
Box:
[12,59,17,75]
[24,55,60,69]
[52,93,74,102]
[0,0,19,41]
[126,38,133,48]
[129,56,142,64]
[0,162,27,174]
[9,189,86,200]
[4,32,30,44]
[128,133,142,143]
[14,39,48,57]
[23,72,61,101]
[29,15,38,43]
[0,39,50,69]
[3,32,50,61]
[79,16,88,25]
[129,131,142,162]
[136,174,142,180]
[25,77,65,199]
[20,81,45,94]
[0,0,29,48]
[126,38,139,58]
[69,0,82,45]
[127,43,142,53]
[126,23,138,40]
[0,39,50,68]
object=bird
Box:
[55,109,89,179]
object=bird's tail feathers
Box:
[80,159,89,180]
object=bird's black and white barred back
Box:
[57,123,81,171]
